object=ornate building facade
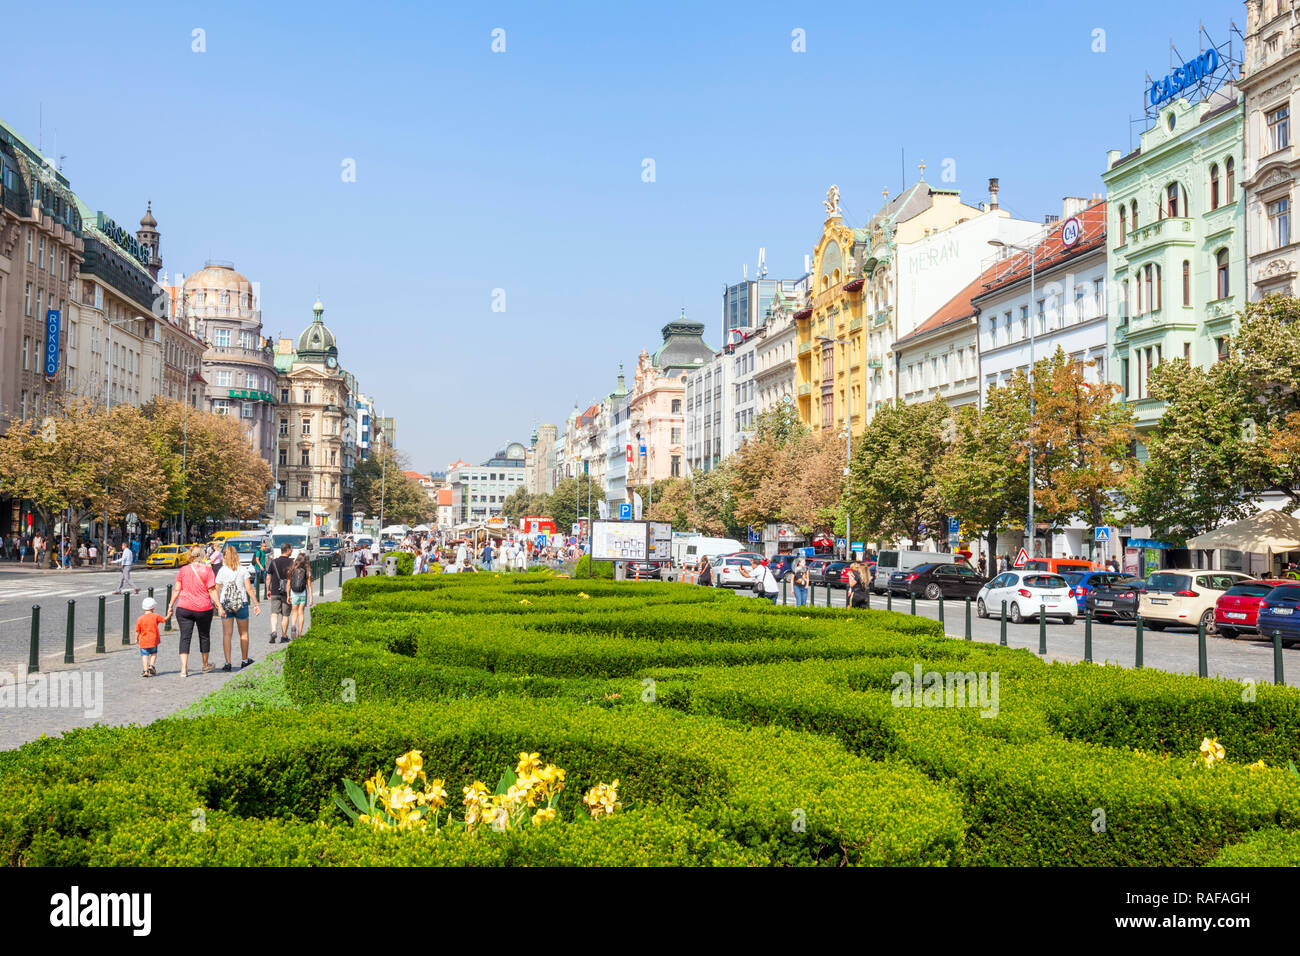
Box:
[272,298,354,529]
[1241,0,1300,299]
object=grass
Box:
[168,656,295,720]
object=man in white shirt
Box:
[114,544,139,595]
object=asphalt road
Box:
[731,580,1300,687]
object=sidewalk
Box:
[0,565,356,751]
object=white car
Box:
[976,570,1077,625]
[714,556,757,589]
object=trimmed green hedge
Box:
[378,551,415,576]
[0,699,964,866]
[1212,826,1300,866]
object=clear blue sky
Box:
[5,0,1244,469]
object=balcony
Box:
[867,359,883,369]
[798,341,813,355]
[848,316,863,331]
[207,344,273,363]
[797,384,811,396]
[873,309,892,328]
[1124,217,1193,255]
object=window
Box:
[1210,164,1220,209]
[329,449,337,466]
[279,417,289,436]
[246,373,259,389]
[1269,104,1290,151]
[241,402,254,419]
[670,427,682,443]
[1165,182,1186,218]
[1184,341,1191,362]
[299,480,310,499]
[212,399,231,416]
[22,336,30,370]
[302,389,312,404]
[38,236,44,269]
[26,231,32,262]
[240,331,254,350]
[278,448,287,467]
[213,328,231,348]
[1130,199,1139,230]
[1093,278,1105,317]
[671,455,681,477]
[280,388,289,403]
[1269,197,1291,248]
[1121,358,1130,398]
[1119,205,1127,244]
[301,418,312,436]
[1226,156,1235,199]
[1179,260,1189,306]
[24,282,31,315]
[300,449,310,466]
[1216,249,1230,298]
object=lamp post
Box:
[818,335,852,560]
[989,238,1038,557]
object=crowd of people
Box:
[380,530,583,575]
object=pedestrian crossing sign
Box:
[1013,547,1030,568]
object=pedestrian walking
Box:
[88,542,98,564]
[287,552,313,640]
[165,546,220,677]
[216,545,259,671]
[267,543,295,643]
[847,564,871,608]
[352,542,369,578]
[513,545,527,572]
[135,597,167,678]
[792,558,810,607]
[977,553,987,577]
[752,560,780,605]
[697,556,713,587]
[252,540,269,592]
[481,541,494,572]
[113,542,139,594]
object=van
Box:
[870,550,959,594]
[226,534,265,568]
[205,530,240,551]
[672,535,743,569]
[269,524,320,561]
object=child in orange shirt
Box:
[135,597,166,677]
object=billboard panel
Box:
[590,520,648,562]
[647,521,673,562]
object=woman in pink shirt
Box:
[164,545,224,677]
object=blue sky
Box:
[6,0,1244,469]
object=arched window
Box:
[1119,205,1127,244]
[1131,199,1139,230]
[1155,264,1163,310]
[1136,268,1145,314]
[1226,157,1236,200]
[1216,249,1230,298]
[1165,182,1187,218]
[1182,260,1191,305]
[1210,164,1220,209]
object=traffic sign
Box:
[835,537,846,549]
[571,523,580,535]
[1013,547,1030,568]
[1094,527,1111,542]
[618,502,632,521]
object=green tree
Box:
[351,449,431,526]
[548,477,604,534]
[848,398,949,548]
[501,486,548,522]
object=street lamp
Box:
[989,238,1038,557]
[817,335,853,560]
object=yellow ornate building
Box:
[795,177,990,435]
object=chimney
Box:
[1062,196,1088,219]
[988,177,1000,210]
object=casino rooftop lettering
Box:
[1149,48,1221,108]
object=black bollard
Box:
[964,597,971,640]
[1084,610,1093,663]
[96,595,106,654]
[938,596,945,627]
[1135,615,1144,668]
[782,579,787,606]
[1000,601,1007,646]
[1038,605,1047,655]
[64,600,75,664]
[122,592,131,645]
[886,589,892,612]
[909,593,916,616]
[1197,619,1208,678]
[825,583,830,608]
[1274,630,1285,686]
[165,584,173,630]
[28,605,40,674]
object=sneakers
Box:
[269,632,278,644]
[240,657,255,668]
[221,663,232,672]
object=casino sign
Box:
[1148,48,1222,109]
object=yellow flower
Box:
[395,750,424,784]
[519,599,532,605]
[578,592,590,599]
[1248,759,1269,771]
[1198,737,1226,767]
[583,780,622,818]
[531,807,556,826]
[424,779,448,809]
[516,752,542,777]
[357,813,370,825]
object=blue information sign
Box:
[618,502,632,521]
[1094,527,1111,542]
[43,309,61,377]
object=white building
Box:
[973,199,1110,559]
[684,350,732,473]
[754,279,805,415]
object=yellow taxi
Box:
[145,544,188,569]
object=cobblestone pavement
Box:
[0,563,355,751]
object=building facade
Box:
[182,262,277,466]
[448,444,527,525]
[753,279,806,415]
[1241,0,1300,300]
[272,299,354,529]
[1102,85,1246,436]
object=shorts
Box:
[268,594,290,616]
[139,646,158,657]
[224,603,250,621]
[290,590,308,607]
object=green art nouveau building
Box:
[1102,86,1246,443]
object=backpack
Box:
[290,565,307,593]
[220,572,246,614]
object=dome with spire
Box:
[139,201,157,229]
[296,296,338,361]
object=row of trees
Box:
[0,397,272,553]
[502,477,608,535]
[350,448,436,526]
[606,295,1300,552]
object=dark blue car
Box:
[1061,571,1133,615]
[1256,583,1300,646]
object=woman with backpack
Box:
[287,552,313,639]
[792,558,810,607]
[165,545,222,678]
[216,545,260,672]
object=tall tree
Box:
[351,449,431,525]
[847,398,949,548]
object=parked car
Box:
[820,561,852,589]
[730,551,767,565]
[976,570,1077,624]
[1214,579,1292,639]
[889,562,987,600]
[1138,570,1253,633]
[714,556,757,589]
[1256,583,1300,646]
[1084,576,1145,622]
[144,544,187,569]
[804,558,831,585]
[871,549,959,594]
[1021,558,1102,575]
[768,554,799,580]
[1061,571,1134,615]
[626,561,668,581]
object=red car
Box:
[1215,579,1293,639]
